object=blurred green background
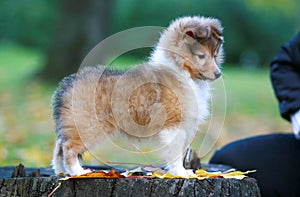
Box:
[0,0,298,167]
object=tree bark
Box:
[0,176,59,197]
[0,176,260,197]
[0,165,261,196]
[39,0,112,82]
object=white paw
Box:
[183,169,195,176]
[77,168,92,175]
[68,167,92,176]
[168,166,195,177]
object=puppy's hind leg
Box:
[52,138,66,175]
[61,139,92,176]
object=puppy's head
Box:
[158,16,224,81]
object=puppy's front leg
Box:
[158,129,194,177]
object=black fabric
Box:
[209,134,300,197]
[270,31,300,121]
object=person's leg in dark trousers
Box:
[209,133,300,197]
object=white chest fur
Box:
[150,49,210,128]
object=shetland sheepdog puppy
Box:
[51,16,224,176]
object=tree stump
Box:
[0,165,261,197]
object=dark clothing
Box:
[209,32,300,197]
[270,31,300,121]
[210,134,300,197]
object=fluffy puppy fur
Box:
[51,16,224,176]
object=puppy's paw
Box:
[183,169,195,176]
[176,169,195,178]
[68,167,92,176]
[168,166,195,177]
[78,168,92,175]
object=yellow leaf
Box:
[151,171,184,179]
[152,171,173,178]
[222,170,256,179]
[59,177,70,181]
[195,169,222,178]
[195,169,256,180]
[164,172,176,178]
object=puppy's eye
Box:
[198,54,205,59]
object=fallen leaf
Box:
[152,169,256,180]
[152,171,182,179]
[221,170,256,180]
[122,166,143,177]
[70,170,125,179]
[58,169,255,180]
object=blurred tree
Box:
[38,0,113,82]
[1,0,299,77]
[0,0,58,48]
[111,0,300,66]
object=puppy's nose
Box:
[214,71,221,79]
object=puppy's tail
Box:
[51,74,76,133]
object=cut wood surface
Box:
[0,165,261,197]
[0,176,260,197]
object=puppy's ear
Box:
[185,30,195,38]
[209,19,223,42]
[194,26,210,40]
[184,30,197,44]
[184,26,210,44]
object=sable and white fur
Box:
[51,16,224,176]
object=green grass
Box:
[0,42,55,166]
[0,43,290,166]
[223,67,275,115]
[0,42,44,88]
[213,66,290,151]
